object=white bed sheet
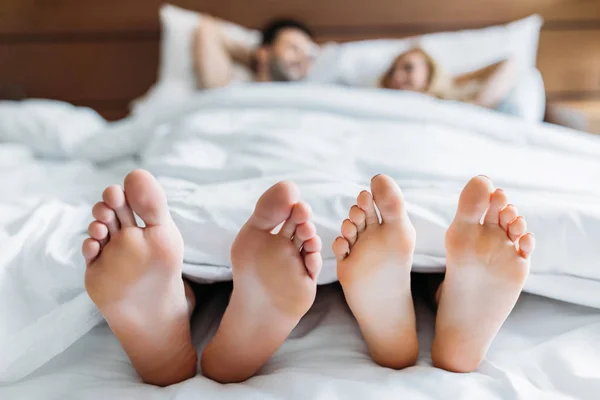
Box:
[1,85,600,398]
[2,286,599,400]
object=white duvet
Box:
[1,85,600,396]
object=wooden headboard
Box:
[1,0,599,120]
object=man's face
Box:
[266,28,316,82]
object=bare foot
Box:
[432,176,535,372]
[333,175,419,369]
[201,181,322,383]
[82,169,197,386]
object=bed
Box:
[2,1,600,399]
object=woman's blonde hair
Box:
[380,47,453,99]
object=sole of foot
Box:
[333,174,419,369]
[83,169,196,386]
[201,181,323,383]
[432,175,535,373]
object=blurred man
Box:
[194,17,317,88]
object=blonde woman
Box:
[380,48,518,111]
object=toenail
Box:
[371,174,382,180]
[478,174,490,180]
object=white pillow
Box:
[307,15,545,120]
[499,68,546,122]
[130,4,260,115]
[315,15,543,87]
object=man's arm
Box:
[193,16,253,89]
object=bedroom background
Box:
[1,0,599,131]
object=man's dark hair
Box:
[261,19,313,46]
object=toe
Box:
[370,174,406,224]
[454,175,494,225]
[349,205,366,233]
[292,222,316,250]
[357,190,379,226]
[341,219,358,247]
[123,169,172,227]
[88,221,109,242]
[279,202,311,238]
[302,235,322,253]
[103,185,136,227]
[303,251,322,281]
[483,188,508,225]
[499,205,519,232]
[82,238,101,264]
[508,216,527,242]
[92,202,119,234]
[333,236,350,262]
[517,233,535,259]
[247,180,300,231]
